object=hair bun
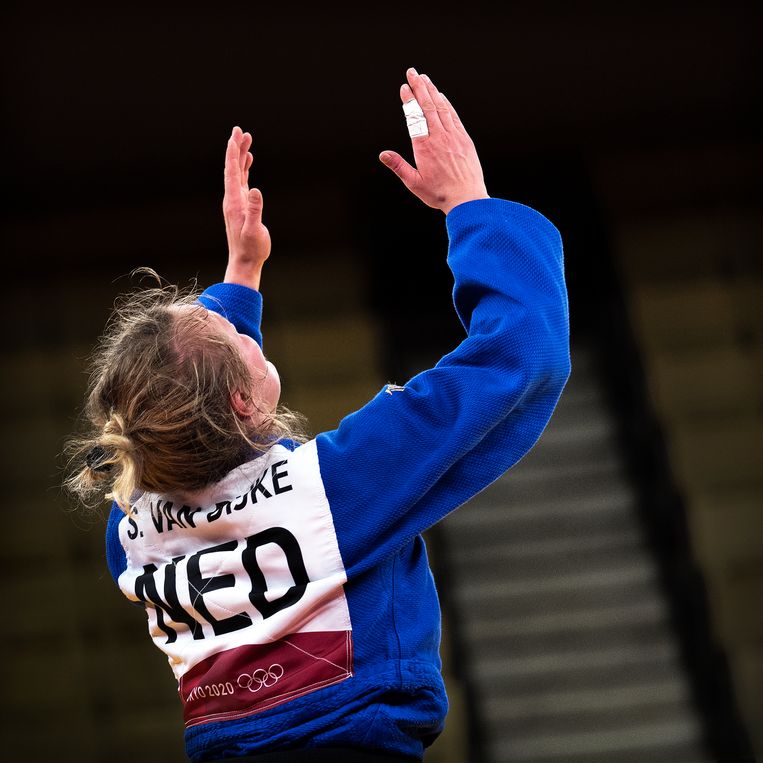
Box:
[104,412,127,437]
[86,445,113,473]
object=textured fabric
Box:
[105,497,128,579]
[199,282,264,348]
[104,198,570,762]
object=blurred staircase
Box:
[439,342,712,763]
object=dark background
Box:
[5,1,760,291]
[2,1,761,760]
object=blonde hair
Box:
[65,272,307,513]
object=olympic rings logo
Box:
[237,664,285,693]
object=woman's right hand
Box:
[379,68,489,214]
[223,126,271,291]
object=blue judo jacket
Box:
[105,198,571,761]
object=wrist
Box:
[442,192,490,215]
[224,261,264,292]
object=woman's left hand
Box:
[222,126,271,291]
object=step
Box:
[463,598,666,640]
[480,472,637,515]
[444,492,641,544]
[490,715,704,762]
[483,677,691,723]
[472,641,683,696]
[493,449,625,487]
[449,567,662,623]
[550,379,608,412]
[449,538,652,581]
[472,642,681,690]
[454,560,657,602]
[463,605,673,661]
[485,696,700,751]
[491,736,711,763]
[450,527,642,566]
[513,441,624,475]
[531,411,618,449]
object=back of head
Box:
[65,277,302,514]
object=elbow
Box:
[475,292,570,403]
[549,348,572,399]
[549,328,572,386]
[539,291,570,378]
[527,342,570,404]
[539,310,571,396]
[516,306,571,401]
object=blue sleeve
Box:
[106,502,127,581]
[316,198,571,572]
[198,282,264,347]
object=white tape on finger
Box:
[403,98,429,138]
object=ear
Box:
[231,390,256,418]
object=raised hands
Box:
[221,70,484,290]
[380,69,489,214]
[223,126,271,291]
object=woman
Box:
[67,67,570,762]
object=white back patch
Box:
[117,441,353,726]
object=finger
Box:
[405,67,442,134]
[243,151,253,188]
[240,132,252,173]
[442,94,466,133]
[418,74,441,107]
[379,150,419,190]
[224,131,242,201]
[239,132,252,188]
[241,188,264,235]
[422,75,455,132]
[400,81,429,139]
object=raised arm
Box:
[313,70,570,571]
[222,126,270,290]
[379,68,490,213]
[197,127,268,346]
[317,197,570,573]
